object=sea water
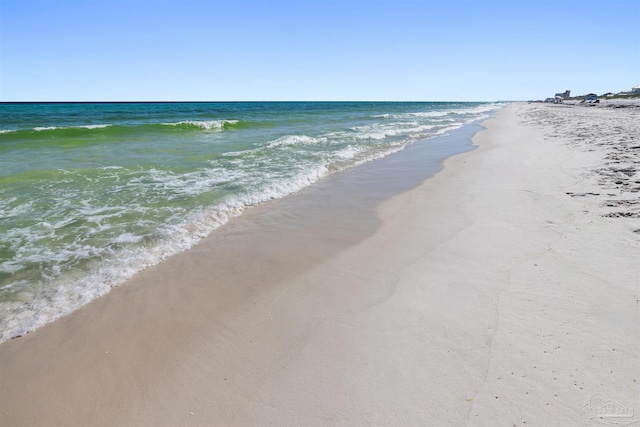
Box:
[0,102,500,341]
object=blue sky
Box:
[1,0,638,101]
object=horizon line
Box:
[0,100,508,104]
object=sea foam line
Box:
[33,124,113,131]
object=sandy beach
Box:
[1,103,638,426]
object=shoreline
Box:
[1,104,637,426]
[0,103,495,344]
[0,119,487,344]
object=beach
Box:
[0,103,638,426]
[0,102,494,342]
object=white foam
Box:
[349,124,400,140]
[222,149,254,157]
[81,124,112,129]
[267,134,323,148]
[162,120,239,130]
[31,124,112,132]
[0,198,33,218]
[114,233,142,244]
[405,111,452,118]
[334,145,364,160]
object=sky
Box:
[0,0,638,102]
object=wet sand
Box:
[1,104,638,426]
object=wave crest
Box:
[161,120,240,130]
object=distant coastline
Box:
[535,84,640,105]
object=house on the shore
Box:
[555,90,571,99]
[616,85,640,96]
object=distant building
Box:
[555,90,571,99]
[632,85,640,94]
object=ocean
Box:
[0,101,500,341]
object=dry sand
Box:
[0,103,638,426]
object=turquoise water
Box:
[0,102,499,341]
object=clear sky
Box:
[1,0,638,101]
